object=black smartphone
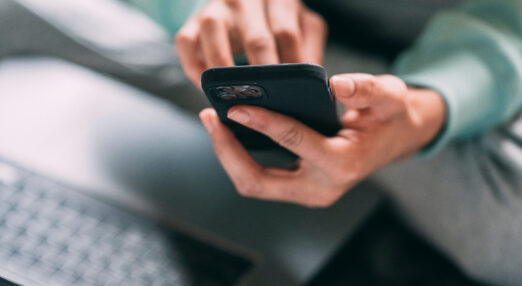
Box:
[201,63,341,149]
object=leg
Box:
[377,114,522,285]
[0,56,383,285]
[0,0,207,112]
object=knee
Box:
[445,227,522,285]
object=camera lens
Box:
[212,85,265,101]
[218,92,237,100]
[218,86,235,93]
[239,86,262,98]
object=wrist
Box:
[404,87,447,154]
[364,86,447,171]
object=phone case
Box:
[202,63,341,149]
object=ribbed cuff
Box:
[394,52,495,157]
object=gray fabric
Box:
[1,0,521,285]
[0,56,383,286]
[0,0,206,111]
[377,113,522,286]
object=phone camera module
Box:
[212,85,265,101]
[218,92,237,100]
[214,87,237,100]
[239,86,262,98]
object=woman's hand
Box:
[199,74,447,207]
[175,0,328,87]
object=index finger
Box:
[266,0,303,63]
[198,5,235,68]
[232,0,279,64]
[199,108,305,203]
[300,9,327,64]
[226,105,331,166]
[175,18,206,87]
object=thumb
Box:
[329,73,378,109]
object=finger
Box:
[198,8,235,68]
[342,108,361,123]
[200,108,343,207]
[330,73,379,109]
[300,9,328,64]
[263,165,342,208]
[248,167,309,204]
[200,108,261,177]
[199,108,305,202]
[234,0,279,64]
[266,0,303,63]
[340,108,374,130]
[175,18,206,87]
[226,105,330,165]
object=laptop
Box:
[0,56,383,286]
[0,159,254,286]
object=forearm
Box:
[405,88,447,155]
[394,0,522,156]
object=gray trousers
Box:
[1,0,522,285]
[379,115,522,286]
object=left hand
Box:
[199,74,446,207]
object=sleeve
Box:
[393,0,522,156]
[125,0,207,36]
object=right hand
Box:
[199,74,447,207]
[175,0,328,87]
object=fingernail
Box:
[199,111,214,134]
[331,76,355,97]
[228,108,250,124]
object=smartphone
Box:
[201,63,341,150]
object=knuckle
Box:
[208,50,230,64]
[307,10,328,32]
[380,74,408,94]
[199,13,221,28]
[357,74,378,96]
[245,35,274,52]
[175,31,196,46]
[273,27,300,45]
[276,124,303,148]
[223,0,242,10]
[235,178,263,197]
[214,55,229,65]
[365,75,378,90]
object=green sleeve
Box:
[126,0,207,36]
[393,0,522,156]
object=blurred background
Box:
[0,0,486,285]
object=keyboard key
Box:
[0,162,21,187]
[0,160,253,286]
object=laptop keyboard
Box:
[0,160,252,286]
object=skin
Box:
[175,0,327,87]
[177,0,447,207]
[199,75,446,207]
